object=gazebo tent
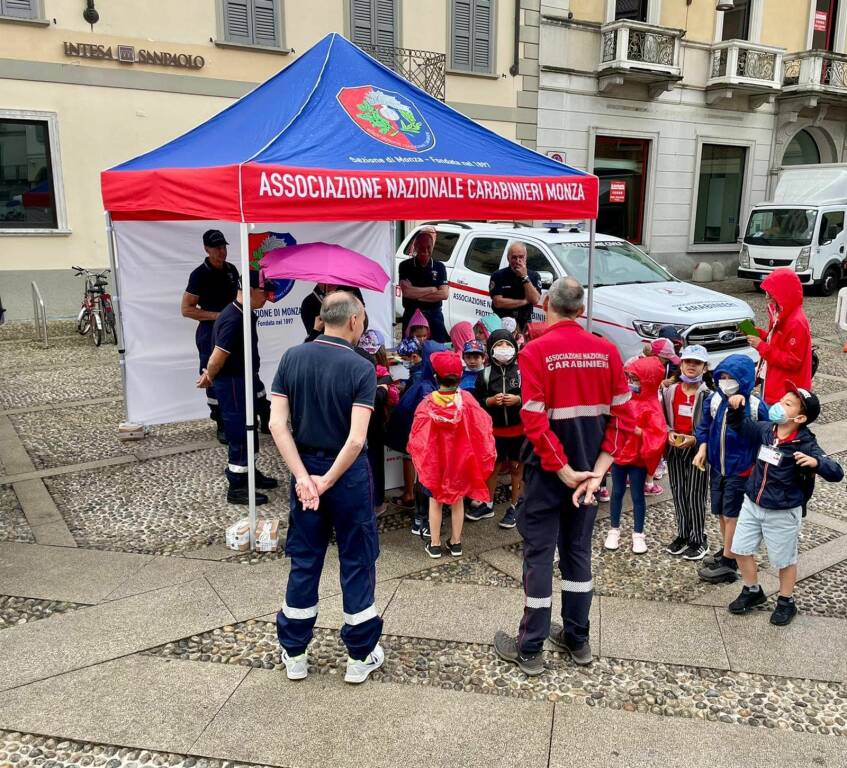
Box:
[100,33,599,540]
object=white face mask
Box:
[492,346,516,364]
[465,362,484,371]
[719,379,739,396]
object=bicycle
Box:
[73,266,116,346]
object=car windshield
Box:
[549,241,674,287]
[744,208,817,247]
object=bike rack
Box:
[31,281,48,349]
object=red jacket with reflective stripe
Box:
[518,319,634,473]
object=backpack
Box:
[797,468,815,518]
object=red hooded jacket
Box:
[757,269,812,405]
[614,356,668,474]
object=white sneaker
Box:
[604,528,620,551]
[281,649,308,680]
[344,643,385,684]
[632,532,648,555]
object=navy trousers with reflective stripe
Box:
[277,454,383,659]
[516,481,597,655]
[216,373,266,487]
[196,323,218,419]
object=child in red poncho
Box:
[604,356,667,554]
[408,351,496,560]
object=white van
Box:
[738,165,847,296]
[395,221,757,366]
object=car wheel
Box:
[818,266,840,297]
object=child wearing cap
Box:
[405,308,431,345]
[724,383,843,625]
[460,340,486,391]
[661,344,714,561]
[408,352,496,559]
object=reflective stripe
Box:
[282,601,318,620]
[612,391,632,407]
[343,604,378,626]
[206,397,219,406]
[227,463,249,473]
[522,400,546,413]
[548,405,610,419]
[561,579,593,593]
[256,389,267,398]
[526,595,552,609]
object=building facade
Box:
[538,0,847,274]
[0,0,541,319]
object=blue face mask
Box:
[768,403,789,424]
[629,383,641,394]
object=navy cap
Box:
[202,229,228,247]
[786,382,821,424]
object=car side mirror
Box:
[538,271,554,290]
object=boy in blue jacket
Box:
[725,383,844,625]
[693,355,769,584]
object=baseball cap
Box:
[357,329,384,355]
[202,229,228,247]
[431,351,463,379]
[786,381,821,424]
[462,340,485,355]
[679,344,709,363]
[397,337,422,356]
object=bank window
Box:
[451,0,495,74]
[222,0,281,47]
[813,0,839,51]
[615,0,647,22]
[819,211,844,244]
[0,118,59,231]
[694,144,747,245]
[465,237,507,275]
[721,0,751,41]
[0,0,39,20]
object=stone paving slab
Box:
[12,478,69,528]
[549,704,846,768]
[0,542,151,603]
[192,671,553,768]
[103,556,236,602]
[28,521,78,548]
[478,546,524,582]
[717,611,847,683]
[601,597,730,670]
[795,533,847,581]
[204,559,293,623]
[0,415,34,476]
[0,578,235,692]
[0,655,248,755]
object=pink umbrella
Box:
[259,242,390,292]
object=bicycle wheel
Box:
[103,301,117,344]
[92,302,103,347]
[77,306,90,335]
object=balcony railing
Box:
[359,45,446,101]
[708,40,783,90]
[782,50,847,96]
[599,20,683,78]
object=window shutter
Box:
[351,0,374,46]
[2,0,37,18]
[471,0,492,73]
[252,0,278,46]
[374,0,396,47]
[452,0,473,70]
[223,0,252,44]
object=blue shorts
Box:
[710,473,747,519]
[731,496,801,570]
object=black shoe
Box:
[465,503,494,521]
[498,505,518,529]
[254,470,278,490]
[728,585,767,615]
[682,542,709,561]
[770,595,797,626]
[548,622,593,666]
[665,536,688,555]
[227,487,268,506]
[698,557,739,584]
[446,538,463,557]
[425,542,442,559]
[493,631,544,676]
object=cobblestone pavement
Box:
[2,282,847,766]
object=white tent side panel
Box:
[113,220,393,426]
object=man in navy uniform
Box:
[489,242,542,334]
[197,271,278,505]
[269,290,384,684]
[181,229,240,442]
[398,230,449,342]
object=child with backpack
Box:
[408,352,496,558]
[603,356,667,553]
[693,354,769,584]
[724,383,843,625]
[468,329,524,529]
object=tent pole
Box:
[240,222,257,550]
[104,212,128,421]
[586,218,596,334]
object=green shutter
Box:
[471,0,492,73]
[452,0,473,70]
[2,0,37,18]
[252,0,278,46]
[224,0,252,44]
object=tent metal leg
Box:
[105,212,129,421]
[586,219,596,334]
[239,222,257,550]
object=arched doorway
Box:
[783,129,821,166]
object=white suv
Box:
[395,221,757,365]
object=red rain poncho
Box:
[614,356,667,474]
[408,389,496,504]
